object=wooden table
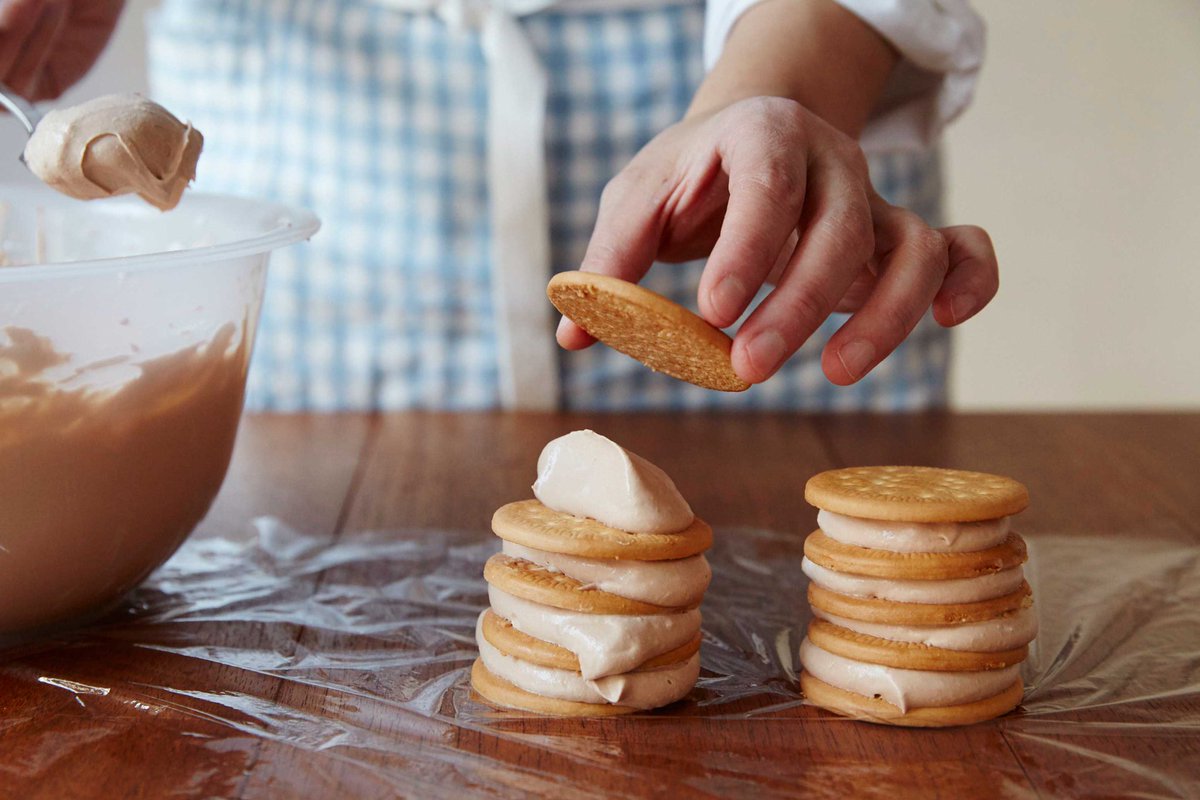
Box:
[2,412,1198,799]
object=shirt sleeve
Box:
[703,0,986,153]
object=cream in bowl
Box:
[0,185,318,639]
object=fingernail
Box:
[837,339,876,380]
[555,316,571,340]
[950,293,977,324]
[745,330,789,377]
[709,274,746,322]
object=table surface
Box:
[3,412,1199,799]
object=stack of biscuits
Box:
[798,466,1037,727]
[471,431,713,716]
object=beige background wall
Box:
[944,0,1200,409]
[3,0,1197,409]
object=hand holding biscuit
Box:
[558,96,999,387]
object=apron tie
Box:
[375,0,561,410]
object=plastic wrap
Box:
[2,519,1197,798]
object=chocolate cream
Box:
[0,324,249,635]
[23,93,203,211]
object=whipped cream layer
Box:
[477,614,699,708]
[24,93,203,211]
[502,541,710,608]
[817,510,1011,553]
[488,586,700,680]
[802,558,1024,604]
[533,430,693,534]
[800,639,1020,713]
[813,607,1038,652]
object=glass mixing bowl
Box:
[0,183,318,640]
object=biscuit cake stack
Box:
[798,466,1037,727]
[471,431,712,716]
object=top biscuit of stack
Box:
[805,465,1029,522]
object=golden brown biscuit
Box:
[480,609,701,672]
[807,581,1034,626]
[484,554,697,614]
[547,270,751,392]
[806,618,1027,672]
[492,499,712,561]
[805,466,1029,523]
[804,530,1028,580]
[799,671,1024,727]
[470,659,640,717]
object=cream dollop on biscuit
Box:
[24,93,203,211]
[533,429,693,534]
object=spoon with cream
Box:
[2,86,202,212]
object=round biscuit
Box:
[470,659,638,717]
[805,466,1029,522]
[807,581,1034,626]
[484,554,695,614]
[547,271,751,392]
[492,499,712,561]
[481,609,702,672]
[799,671,1024,727]
[806,619,1028,672]
[804,529,1027,580]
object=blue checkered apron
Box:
[148,0,949,411]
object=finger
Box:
[820,198,949,385]
[729,154,874,384]
[834,267,879,313]
[696,127,809,328]
[763,228,799,286]
[557,163,674,350]
[931,225,999,327]
[7,1,67,98]
[0,0,43,81]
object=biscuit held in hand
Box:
[547,270,750,392]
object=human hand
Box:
[0,0,124,101]
[557,96,999,386]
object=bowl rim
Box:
[0,187,321,283]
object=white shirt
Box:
[704,0,986,152]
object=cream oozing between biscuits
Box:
[816,510,1011,553]
[811,607,1038,652]
[799,639,1021,713]
[500,541,711,608]
[488,586,701,680]
[801,558,1026,604]
[476,614,700,708]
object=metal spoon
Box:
[0,82,42,162]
